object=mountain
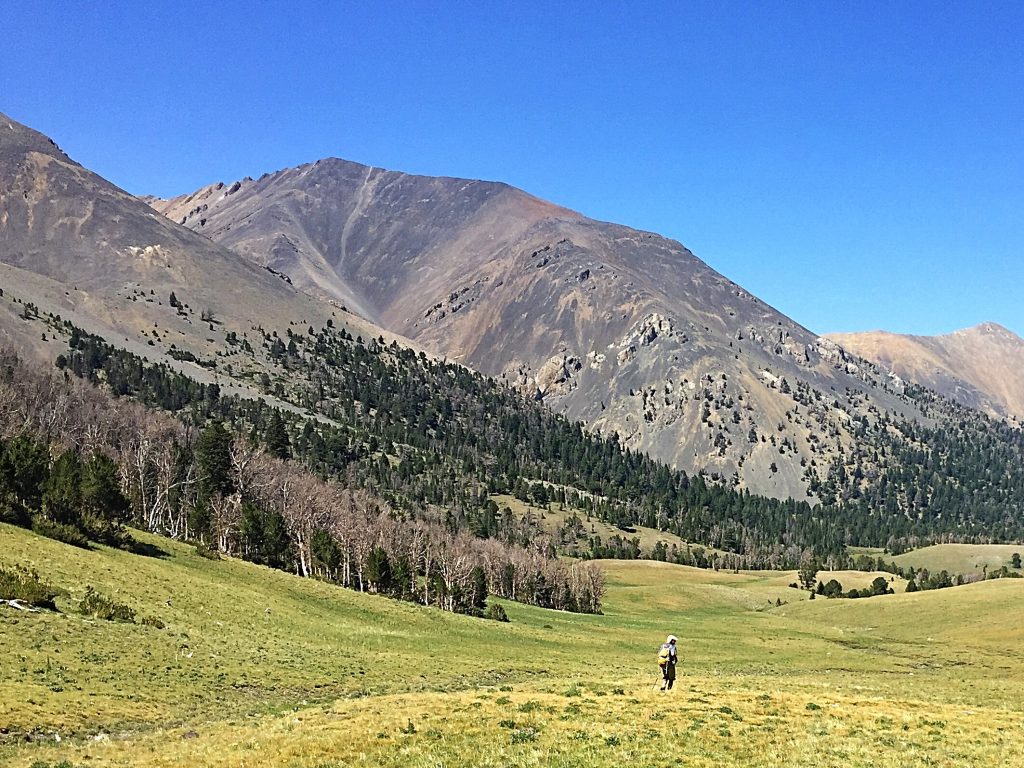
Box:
[0,112,405,392]
[827,323,1024,423]
[4,112,1024,552]
[150,158,927,500]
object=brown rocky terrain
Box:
[0,112,412,403]
[150,159,930,500]
[827,323,1024,423]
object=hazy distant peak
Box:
[827,323,1024,420]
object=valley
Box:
[2,109,1024,768]
[2,523,1022,767]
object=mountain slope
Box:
[151,159,927,500]
[0,112,404,381]
[827,323,1024,423]
[4,113,1024,548]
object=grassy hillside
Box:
[490,493,717,557]
[850,543,1024,575]
[3,524,1023,767]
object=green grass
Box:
[491,494,723,557]
[849,543,1024,576]
[2,523,1023,766]
[891,543,1023,575]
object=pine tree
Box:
[470,565,488,612]
[3,434,50,512]
[196,421,234,499]
[81,453,129,523]
[265,411,291,459]
[365,546,393,593]
[42,449,83,527]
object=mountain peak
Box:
[829,324,1024,420]
[0,112,69,159]
[963,321,1018,339]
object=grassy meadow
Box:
[2,523,1023,767]
[849,543,1023,576]
[490,494,723,557]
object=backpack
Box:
[658,643,672,667]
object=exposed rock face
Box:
[827,323,1024,422]
[151,156,927,501]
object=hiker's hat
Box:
[667,635,677,643]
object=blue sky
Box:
[3,2,1023,337]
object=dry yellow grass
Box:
[3,525,1023,767]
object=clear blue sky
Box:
[4,2,1023,337]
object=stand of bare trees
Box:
[0,351,603,615]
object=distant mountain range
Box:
[827,323,1024,423]
[3,110,1023,512]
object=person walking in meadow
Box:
[658,634,678,691]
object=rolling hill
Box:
[2,522,1023,767]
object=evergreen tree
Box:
[81,453,129,523]
[3,433,50,512]
[265,411,291,459]
[196,421,234,499]
[822,578,843,598]
[42,449,82,527]
[798,560,818,591]
[310,527,341,578]
[365,546,393,593]
[869,576,890,596]
[470,565,488,612]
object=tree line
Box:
[38,309,1024,563]
[0,349,603,615]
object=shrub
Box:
[0,566,59,610]
[485,603,509,622]
[79,586,136,623]
[31,514,89,548]
[80,513,135,550]
[194,544,221,560]
[511,726,539,744]
[141,615,166,629]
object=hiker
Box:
[658,634,678,690]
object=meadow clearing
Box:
[1,523,1022,767]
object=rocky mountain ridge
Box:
[827,323,1024,423]
[0,112,414,394]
